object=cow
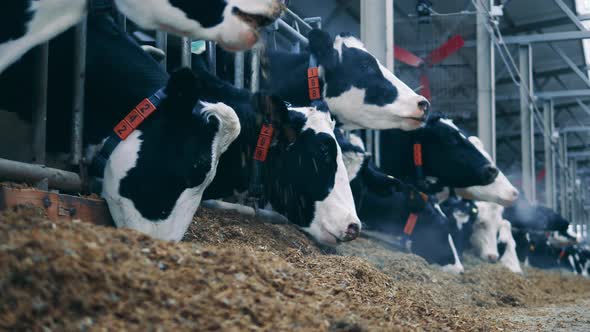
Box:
[192,63,361,246]
[454,136,519,207]
[379,113,499,191]
[439,193,478,256]
[513,231,583,274]
[337,130,464,274]
[262,29,430,131]
[503,196,575,241]
[0,0,282,73]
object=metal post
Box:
[71,18,87,167]
[477,0,496,161]
[207,41,216,74]
[558,135,568,216]
[116,12,127,32]
[31,43,49,165]
[181,37,192,68]
[155,32,168,70]
[519,44,535,202]
[250,47,260,93]
[234,52,245,89]
[543,99,556,208]
[360,0,392,167]
[569,161,577,222]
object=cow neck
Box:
[91,88,167,176]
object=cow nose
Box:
[418,100,430,117]
[487,254,499,262]
[511,189,519,200]
[344,223,361,241]
[483,165,499,183]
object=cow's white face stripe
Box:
[291,107,360,245]
[441,234,464,274]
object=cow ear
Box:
[308,29,337,69]
[252,93,298,144]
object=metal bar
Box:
[553,0,586,30]
[31,43,49,165]
[71,18,87,166]
[569,162,577,222]
[520,44,536,202]
[501,31,590,44]
[560,126,590,134]
[568,151,590,159]
[181,37,192,68]
[559,135,568,216]
[574,99,590,117]
[276,19,309,47]
[283,8,313,32]
[536,89,590,99]
[0,158,85,193]
[544,100,556,208]
[234,52,245,89]
[207,41,216,74]
[117,12,127,32]
[549,44,590,88]
[250,48,260,93]
[477,0,496,161]
[155,31,168,70]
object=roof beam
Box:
[553,0,586,31]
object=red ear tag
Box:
[559,250,566,259]
[413,143,423,167]
[254,124,274,162]
[307,67,321,101]
[404,213,418,235]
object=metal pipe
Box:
[276,19,309,46]
[116,12,127,31]
[181,37,192,68]
[71,18,87,166]
[155,31,168,70]
[477,0,496,161]
[207,41,217,74]
[543,100,556,208]
[283,8,313,32]
[569,162,577,222]
[250,47,260,93]
[559,135,568,216]
[31,43,49,165]
[0,158,84,193]
[234,52,245,89]
[520,44,535,202]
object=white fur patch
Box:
[498,220,523,274]
[470,201,504,261]
[441,234,464,274]
[439,118,467,139]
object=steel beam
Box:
[544,100,557,208]
[207,41,216,74]
[477,0,496,161]
[71,19,87,167]
[536,90,590,99]
[568,151,590,159]
[234,52,245,89]
[520,44,536,202]
[559,135,568,216]
[276,19,309,47]
[569,161,578,222]
[553,0,586,31]
[501,31,590,44]
[155,32,168,70]
[360,0,392,167]
[181,37,191,68]
[31,43,49,165]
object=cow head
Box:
[455,137,519,206]
[411,203,464,274]
[116,0,283,51]
[470,201,505,262]
[415,115,499,188]
[308,29,429,130]
[254,95,361,246]
[103,68,240,241]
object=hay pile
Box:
[1,205,589,331]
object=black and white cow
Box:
[503,196,575,241]
[439,193,478,257]
[0,0,282,73]
[263,30,430,130]
[379,113,499,191]
[516,233,582,274]
[337,130,464,273]
[191,62,361,246]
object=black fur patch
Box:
[0,0,34,43]
[168,0,226,28]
